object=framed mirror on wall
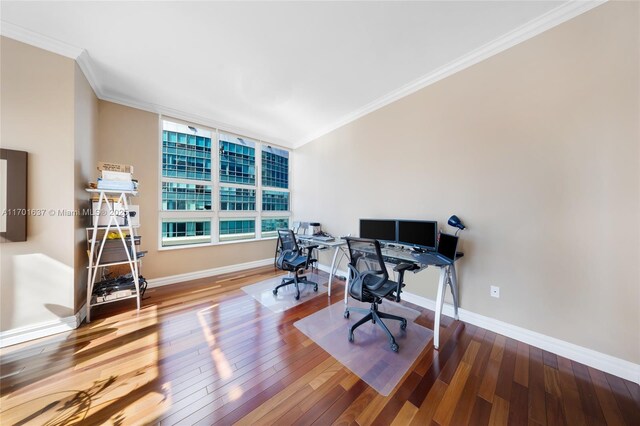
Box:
[0,149,27,243]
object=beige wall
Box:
[96,101,275,280]
[73,62,98,313]
[293,2,639,363]
[0,37,76,331]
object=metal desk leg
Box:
[343,266,350,305]
[434,267,447,350]
[448,264,459,320]
[327,246,341,296]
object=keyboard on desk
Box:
[382,255,405,265]
[380,247,412,264]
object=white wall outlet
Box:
[490,285,500,298]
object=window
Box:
[220,187,256,211]
[162,125,212,180]
[262,190,289,211]
[262,146,289,188]
[162,182,211,211]
[261,217,289,238]
[160,119,290,248]
[162,219,211,247]
[220,218,256,242]
[220,134,255,185]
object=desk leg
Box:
[434,267,447,350]
[449,264,459,320]
[327,246,341,297]
[344,267,350,305]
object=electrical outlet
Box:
[490,286,500,298]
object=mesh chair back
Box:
[345,237,388,301]
[276,229,298,270]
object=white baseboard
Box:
[146,258,274,288]
[402,292,640,384]
[0,302,86,348]
[0,257,274,348]
[316,263,348,280]
[5,260,636,385]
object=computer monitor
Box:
[397,220,437,251]
[359,219,397,242]
[437,232,458,262]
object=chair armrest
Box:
[394,262,414,273]
[302,244,319,268]
[392,263,414,302]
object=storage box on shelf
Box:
[91,273,147,305]
[85,188,144,322]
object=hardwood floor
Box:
[1,266,638,425]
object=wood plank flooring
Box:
[1,266,638,425]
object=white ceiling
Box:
[1,1,602,148]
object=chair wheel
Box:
[314,285,318,292]
[401,320,407,330]
[391,343,399,353]
[273,289,278,295]
[344,310,350,319]
[348,332,354,342]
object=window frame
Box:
[158,116,291,250]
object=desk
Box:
[343,245,462,350]
[297,236,349,297]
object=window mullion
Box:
[212,128,220,243]
[256,143,262,237]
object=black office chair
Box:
[344,237,414,352]
[274,229,318,300]
[274,231,318,273]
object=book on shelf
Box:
[98,161,134,174]
[97,178,136,191]
[101,170,131,182]
[93,160,138,191]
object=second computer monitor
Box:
[359,219,397,242]
[397,220,437,251]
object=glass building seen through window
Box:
[262,146,289,189]
[160,119,290,247]
[162,219,211,247]
[162,122,212,181]
[162,182,211,211]
[262,217,289,238]
[220,218,256,242]
[262,190,289,211]
[220,187,256,211]
[219,134,255,185]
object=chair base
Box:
[344,302,407,352]
[273,274,318,300]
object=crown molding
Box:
[0,20,83,59]
[0,20,105,100]
[293,0,608,148]
[75,50,104,99]
[98,92,293,148]
[1,0,607,151]
[0,20,293,148]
